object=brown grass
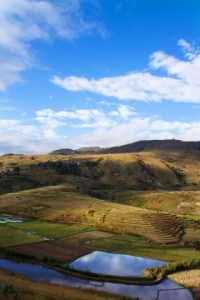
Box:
[117,190,200,214]
[6,239,92,262]
[0,185,199,245]
[1,151,200,190]
[169,270,200,287]
[0,269,129,300]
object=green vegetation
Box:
[8,220,93,239]
[181,214,200,221]
[144,259,200,281]
[0,224,42,247]
[0,185,199,245]
[0,219,94,248]
[86,234,200,261]
[2,282,24,300]
[0,151,199,298]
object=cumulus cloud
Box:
[36,105,136,130]
[68,118,200,148]
[36,108,113,129]
[110,105,135,120]
[1,106,200,153]
[52,40,200,103]
[0,0,104,90]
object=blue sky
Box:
[1,0,200,153]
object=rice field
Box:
[0,185,199,246]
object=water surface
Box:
[0,258,193,300]
[69,251,168,277]
[0,216,23,223]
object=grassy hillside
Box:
[0,152,200,218]
[107,190,200,215]
[1,151,200,193]
[0,185,199,245]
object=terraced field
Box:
[0,184,198,300]
[113,190,200,215]
[0,185,199,245]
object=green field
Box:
[0,152,199,298]
[0,185,199,245]
[8,220,93,238]
[0,188,198,263]
[0,219,93,247]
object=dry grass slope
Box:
[0,269,128,300]
[0,185,199,245]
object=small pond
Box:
[0,258,193,300]
[0,216,23,223]
[69,251,168,277]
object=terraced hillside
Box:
[0,185,199,245]
[113,190,200,215]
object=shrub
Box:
[143,259,200,280]
[2,282,23,299]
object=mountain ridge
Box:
[50,139,200,155]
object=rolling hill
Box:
[0,185,199,245]
[103,139,200,154]
[50,139,200,155]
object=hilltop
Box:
[50,139,200,155]
[1,139,200,216]
[50,146,103,155]
[103,139,200,154]
[50,148,75,155]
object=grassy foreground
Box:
[169,270,200,300]
[0,269,132,300]
[169,270,200,287]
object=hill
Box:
[0,185,199,245]
[50,147,102,155]
[76,146,103,153]
[0,151,200,209]
[0,149,200,216]
[50,139,200,155]
[50,148,75,155]
[103,139,200,154]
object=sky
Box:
[1,0,200,154]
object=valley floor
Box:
[0,184,199,299]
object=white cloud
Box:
[36,105,136,131]
[36,107,115,129]
[68,118,200,148]
[0,117,70,154]
[34,107,200,150]
[0,0,104,90]
[1,106,200,153]
[52,39,200,103]
[110,105,135,120]
[178,39,199,59]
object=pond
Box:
[69,251,168,277]
[0,258,193,300]
[0,216,23,223]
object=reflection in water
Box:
[69,251,168,276]
[0,258,193,300]
[154,288,186,300]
